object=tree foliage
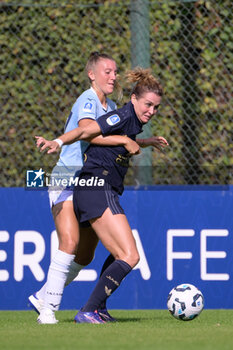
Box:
[0,0,232,186]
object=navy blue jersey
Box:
[80,101,143,194]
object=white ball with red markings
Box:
[167,283,204,321]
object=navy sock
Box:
[82,259,132,312]
[100,254,115,277]
[99,254,115,310]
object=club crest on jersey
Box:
[106,114,120,126]
[83,102,93,112]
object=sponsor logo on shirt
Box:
[115,154,130,167]
[106,114,120,125]
[83,102,93,112]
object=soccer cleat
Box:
[98,308,116,322]
[74,310,106,324]
[37,308,59,324]
[28,293,43,314]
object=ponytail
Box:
[125,67,163,97]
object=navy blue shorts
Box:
[73,175,125,227]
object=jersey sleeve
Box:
[76,99,97,125]
[97,111,128,136]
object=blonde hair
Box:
[125,67,163,98]
[85,51,115,76]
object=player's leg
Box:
[29,199,77,315]
[74,225,99,266]
[37,200,80,324]
[91,209,139,266]
[75,209,139,323]
[97,253,116,321]
[29,223,99,320]
[73,225,116,322]
[29,202,114,322]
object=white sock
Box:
[43,250,75,311]
[36,283,47,301]
[36,260,84,300]
[65,260,84,286]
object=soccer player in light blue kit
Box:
[56,84,116,174]
[29,52,140,324]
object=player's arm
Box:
[136,136,169,151]
[35,119,140,155]
[79,119,140,155]
[35,121,101,153]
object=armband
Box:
[53,138,63,147]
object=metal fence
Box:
[1,0,232,186]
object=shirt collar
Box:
[90,87,108,111]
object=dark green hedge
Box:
[0,0,232,186]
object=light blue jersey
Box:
[48,88,116,205]
[56,87,116,172]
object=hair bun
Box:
[90,51,100,57]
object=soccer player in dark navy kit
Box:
[37,67,168,323]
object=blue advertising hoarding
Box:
[0,186,232,310]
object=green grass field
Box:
[1,310,233,350]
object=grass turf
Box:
[0,310,233,350]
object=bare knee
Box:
[117,250,140,268]
[128,252,140,268]
[58,235,79,255]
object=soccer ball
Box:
[167,283,204,321]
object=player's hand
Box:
[35,136,61,154]
[146,136,169,151]
[124,138,141,155]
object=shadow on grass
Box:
[116,316,167,322]
[62,318,76,323]
[62,316,165,324]
[61,317,141,323]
